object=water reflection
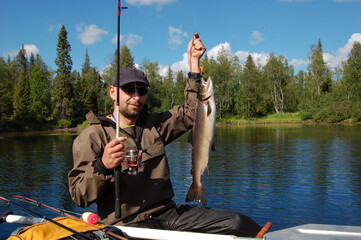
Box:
[168,125,361,230]
[0,125,360,238]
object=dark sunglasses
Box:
[121,85,148,96]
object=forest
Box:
[0,25,360,132]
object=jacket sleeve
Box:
[152,76,200,145]
[68,125,113,207]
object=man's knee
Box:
[229,213,261,237]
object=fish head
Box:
[197,77,214,101]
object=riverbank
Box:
[217,112,306,125]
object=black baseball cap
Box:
[112,67,149,87]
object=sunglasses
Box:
[121,85,148,96]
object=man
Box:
[68,34,262,237]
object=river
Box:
[0,124,360,237]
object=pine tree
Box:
[53,25,74,121]
[0,57,15,121]
[307,39,332,97]
[174,70,186,106]
[12,46,32,121]
[100,45,135,113]
[29,54,52,119]
[238,55,261,118]
[119,45,134,69]
[141,58,161,112]
[79,50,100,116]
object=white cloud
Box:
[235,50,270,67]
[23,44,40,57]
[207,42,232,60]
[112,33,143,48]
[159,52,188,76]
[126,34,143,48]
[112,34,124,44]
[289,58,309,67]
[168,26,188,49]
[3,44,40,58]
[76,23,108,45]
[323,33,361,69]
[126,0,176,7]
[249,31,265,45]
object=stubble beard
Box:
[120,101,143,120]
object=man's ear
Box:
[109,86,117,101]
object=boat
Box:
[1,196,360,240]
[2,212,361,240]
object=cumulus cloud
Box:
[4,44,40,58]
[289,58,309,67]
[235,50,270,67]
[76,23,108,45]
[112,33,143,48]
[323,33,361,69]
[126,34,143,48]
[168,26,188,49]
[159,52,188,76]
[249,31,265,45]
[207,42,232,60]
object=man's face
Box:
[110,82,148,119]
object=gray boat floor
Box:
[265,224,361,240]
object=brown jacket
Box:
[68,76,200,225]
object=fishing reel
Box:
[123,147,142,175]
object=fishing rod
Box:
[0,196,93,240]
[115,0,127,219]
[12,195,128,240]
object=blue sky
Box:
[1,0,360,76]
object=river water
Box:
[0,124,360,237]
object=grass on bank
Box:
[218,112,304,125]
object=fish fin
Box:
[185,183,208,207]
[204,166,209,176]
[207,102,212,116]
[187,130,193,144]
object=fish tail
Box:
[185,183,208,207]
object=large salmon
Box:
[185,77,216,207]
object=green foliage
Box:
[306,39,332,97]
[77,50,101,118]
[339,42,361,102]
[28,54,52,119]
[0,57,15,121]
[1,33,361,132]
[313,102,361,123]
[12,46,32,121]
[141,58,162,112]
[56,118,72,129]
[53,25,74,120]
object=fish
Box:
[185,77,216,207]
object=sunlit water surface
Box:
[1,124,360,238]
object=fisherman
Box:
[68,34,262,237]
